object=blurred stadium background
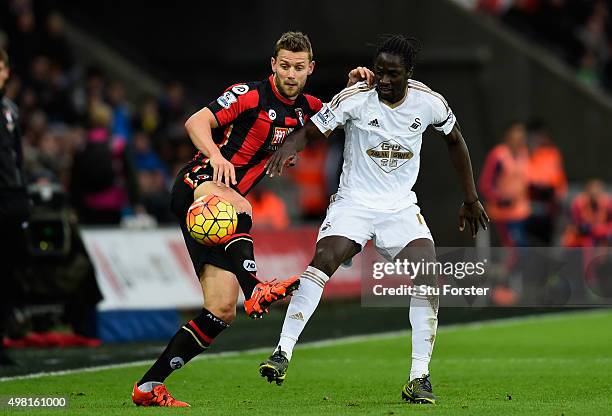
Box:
[1,0,611,398]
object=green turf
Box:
[1,310,611,415]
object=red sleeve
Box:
[207,84,259,126]
[304,94,323,113]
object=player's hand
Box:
[347,66,374,87]
[459,199,489,239]
[266,143,297,177]
[285,154,298,167]
[210,152,237,187]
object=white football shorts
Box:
[316,195,434,261]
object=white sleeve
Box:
[311,82,369,134]
[430,93,456,135]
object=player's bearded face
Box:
[271,50,314,100]
[373,53,410,105]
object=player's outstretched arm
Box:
[441,124,489,238]
[185,107,237,187]
[266,120,327,177]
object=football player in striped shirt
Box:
[261,35,488,405]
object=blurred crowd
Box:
[477,0,612,90]
[473,0,612,249]
[1,2,610,239]
[479,120,611,249]
[0,3,194,226]
[478,120,611,306]
[0,3,336,229]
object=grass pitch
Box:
[2,310,611,415]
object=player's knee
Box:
[205,301,237,324]
[193,182,214,201]
[311,246,342,276]
[193,183,251,215]
[232,198,252,216]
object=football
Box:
[186,195,237,245]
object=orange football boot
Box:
[131,383,190,407]
[244,276,300,318]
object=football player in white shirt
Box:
[261,35,489,404]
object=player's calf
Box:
[136,308,229,390]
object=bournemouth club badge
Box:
[295,108,305,126]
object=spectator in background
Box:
[70,102,140,224]
[562,179,612,296]
[8,8,40,75]
[563,179,612,247]
[132,131,167,174]
[2,5,165,227]
[288,135,329,220]
[22,112,77,187]
[106,80,131,142]
[133,96,169,162]
[156,81,190,170]
[132,131,172,222]
[158,80,187,140]
[24,55,52,114]
[479,121,530,247]
[18,53,72,123]
[22,109,47,150]
[133,95,161,138]
[42,12,74,73]
[576,1,609,70]
[247,187,290,230]
[26,129,62,181]
[525,120,567,245]
[72,66,105,123]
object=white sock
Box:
[409,285,439,381]
[276,266,329,360]
[137,381,163,392]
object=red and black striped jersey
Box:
[186,75,322,195]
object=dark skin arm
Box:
[265,120,327,177]
[442,123,489,238]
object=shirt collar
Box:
[268,74,295,105]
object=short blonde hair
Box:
[274,31,313,61]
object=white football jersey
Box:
[312,80,456,210]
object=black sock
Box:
[138,308,229,385]
[223,213,261,298]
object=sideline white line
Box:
[1,308,609,382]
